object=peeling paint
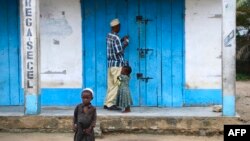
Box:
[41,70,66,74]
[41,81,81,88]
[208,14,222,18]
[185,81,222,89]
[207,75,221,77]
[53,39,60,45]
[40,5,73,37]
[216,55,222,59]
[40,16,73,36]
[185,83,191,89]
[41,82,65,87]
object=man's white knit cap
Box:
[110,18,120,27]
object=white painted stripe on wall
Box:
[185,0,222,89]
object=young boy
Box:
[73,88,96,141]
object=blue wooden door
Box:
[82,0,184,107]
[0,0,22,105]
[134,0,184,107]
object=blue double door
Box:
[0,0,22,105]
[82,0,184,107]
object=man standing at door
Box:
[104,18,129,110]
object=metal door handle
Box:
[136,73,153,83]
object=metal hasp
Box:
[136,15,153,82]
[137,48,153,58]
[136,73,153,83]
[136,15,153,58]
[136,15,152,24]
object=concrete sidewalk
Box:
[0,106,241,136]
[0,106,223,117]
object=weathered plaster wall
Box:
[185,0,222,89]
[40,0,82,88]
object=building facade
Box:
[0,0,236,115]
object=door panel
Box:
[134,0,159,106]
[144,0,158,106]
[95,0,107,105]
[171,0,184,107]
[0,0,10,105]
[161,0,173,106]
[127,0,140,106]
[0,0,21,105]
[83,0,97,102]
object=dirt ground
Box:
[0,81,248,141]
[236,81,250,123]
[0,133,223,141]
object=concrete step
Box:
[0,106,242,136]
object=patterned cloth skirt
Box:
[116,87,133,108]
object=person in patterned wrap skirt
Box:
[116,65,133,113]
